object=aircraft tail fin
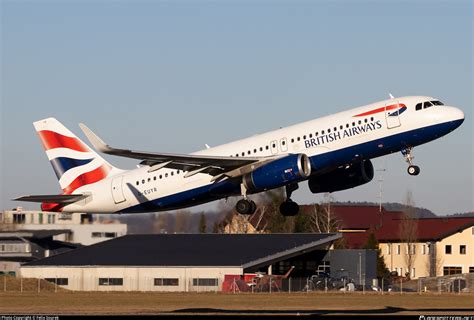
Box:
[33,117,121,195]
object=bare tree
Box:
[424,242,444,277]
[399,191,418,279]
[308,194,340,233]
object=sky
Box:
[1,0,472,215]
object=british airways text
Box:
[305,120,383,149]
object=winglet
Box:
[79,123,112,153]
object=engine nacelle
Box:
[308,159,374,194]
[243,153,311,193]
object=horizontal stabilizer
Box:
[14,194,88,204]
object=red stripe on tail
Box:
[38,130,89,152]
[63,164,111,194]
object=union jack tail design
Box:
[33,118,120,198]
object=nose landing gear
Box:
[402,147,420,176]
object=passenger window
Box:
[358,120,362,125]
[253,149,257,153]
[259,147,263,151]
[370,117,374,121]
[321,130,325,135]
[171,171,174,176]
[297,137,300,141]
[364,119,368,123]
[315,132,319,136]
[424,101,433,109]
[339,125,343,130]
[291,138,294,143]
[327,129,331,133]
[241,152,245,156]
[165,173,168,178]
[272,143,276,148]
[346,124,349,128]
[415,103,422,111]
[136,181,139,186]
[142,180,145,184]
[265,146,269,150]
[148,178,151,182]
[247,151,251,155]
[303,135,306,139]
[309,133,313,138]
[352,122,355,126]
[282,141,286,145]
[153,176,156,181]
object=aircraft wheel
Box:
[236,199,256,215]
[407,165,420,176]
[280,200,299,216]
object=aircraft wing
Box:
[14,194,89,203]
[79,123,283,181]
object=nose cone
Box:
[447,106,465,131]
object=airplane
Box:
[15,95,464,216]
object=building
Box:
[378,217,474,278]
[0,230,80,276]
[312,205,474,279]
[20,233,356,291]
[1,208,127,245]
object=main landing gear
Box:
[235,183,257,215]
[234,183,301,216]
[235,198,256,215]
[401,147,420,176]
[279,184,300,216]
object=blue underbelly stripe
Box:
[118,119,462,213]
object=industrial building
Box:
[16,233,380,292]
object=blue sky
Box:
[1,0,472,215]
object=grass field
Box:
[0,292,473,315]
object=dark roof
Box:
[23,233,340,268]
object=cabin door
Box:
[385,101,402,129]
[111,176,126,204]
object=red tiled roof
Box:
[301,205,404,230]
[301,205,474,248]
[375,217,474,242]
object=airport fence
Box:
[1,274,472,294]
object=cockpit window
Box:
[431,100,444,106]
[415,103,422,111]
[423,101,433,109]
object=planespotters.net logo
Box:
[419,316,474,320]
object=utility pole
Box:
[377,168,386,213]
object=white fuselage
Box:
[62,96,465,213]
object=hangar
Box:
[20,233,343,291]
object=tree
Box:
[212,221,219,234]
[399,191,418,279]
[174,210,192,233]
[363,232,391,281]
[198,213,207,233]
[308,199,340,234]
